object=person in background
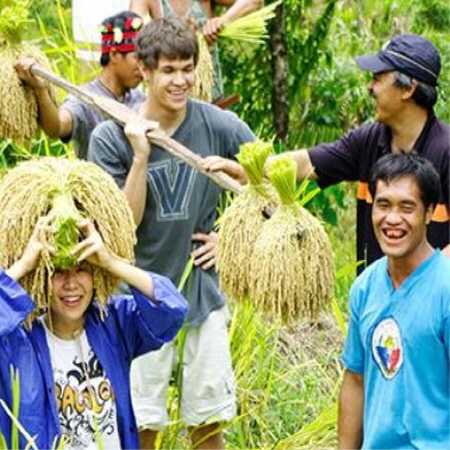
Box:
[338,152,450,449]
[88,17,256,450]
[202,34,450,268]
[14,10,145,159]
[130,0,263,104]
[0,217,188,450]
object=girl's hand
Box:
[71,219,114,270]
[6,216,52,280]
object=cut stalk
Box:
[48,191,82,271]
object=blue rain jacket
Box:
[0,269,188,449]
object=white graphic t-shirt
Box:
[43,321,121,450]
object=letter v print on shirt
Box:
[148,159,197,221]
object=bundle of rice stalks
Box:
[0,157,136,311]
[217,140,278,301]
[193,33,213,102]
[219,0,281,43]
[248,155,335,324]
[193,1,281,102]
[0,0,56,143]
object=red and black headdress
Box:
[100,14,143,54]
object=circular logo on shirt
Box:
[372,317,403,380]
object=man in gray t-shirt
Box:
[88,17,255,450]
[15,10,145,159]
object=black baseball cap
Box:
[355,34,441,86]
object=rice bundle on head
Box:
[192,34,213,102]
[248,155,335,324]
[0,0,56,143]
[0,157,136,312]
[217,140,278,301]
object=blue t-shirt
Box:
[341,250,450,449]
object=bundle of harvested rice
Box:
[219,0,281,43]
[217,140,278,301]
[0,0,56,143]
[193,1,280,102]
[0,157,136,311]
[248,155,335,324]
[193,33,213,102]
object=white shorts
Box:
[130,306,236,429]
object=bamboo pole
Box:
[30,65,244,195]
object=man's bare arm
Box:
[268,149,317,180]
[123,119,153,226]
[14,57,73,139]
[201,148,317,186]
[338,369,364,449]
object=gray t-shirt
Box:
[62,78,145,159]
[88,99,255,326]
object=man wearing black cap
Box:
[203,34,450,270]
[15,10,145,160]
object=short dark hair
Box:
[136,17,199,69]
[99,10,142,67]
[393,71,438,108]
[369,152,441,209]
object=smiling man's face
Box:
[372,175,433,262]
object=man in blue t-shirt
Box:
[338,152,450,449]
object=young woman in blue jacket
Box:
[0,217,188,450]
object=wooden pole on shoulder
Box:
[30,65,244,195]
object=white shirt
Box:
[42,320,122,450]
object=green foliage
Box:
[51,216,80,270]
[226,300,343,449]
[221,42,274,137]
[221,0,339,146]
[221,0,348,224]
[0,137,70,172]
[0,0,31,44]
[0,0,76,167]
[287,0,338,109]
[415,0,450,31]
[0,367,41,450]
[29,0,71,38]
